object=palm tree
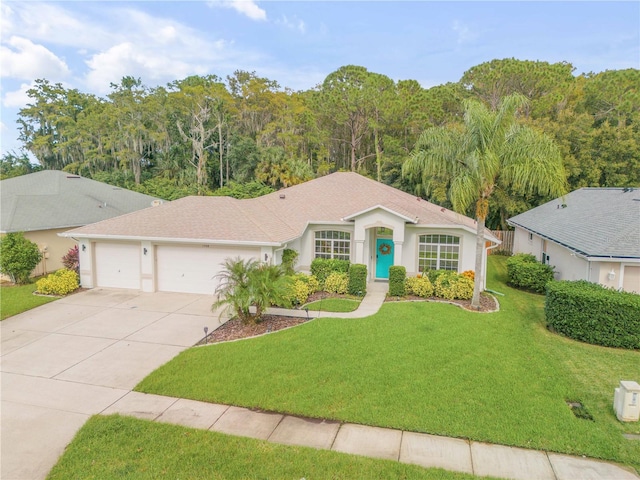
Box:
[403,93,567,307]
[212,257,292,324]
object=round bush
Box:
[506,253,554,293]
[434,273,474,300]
[324,272,348,294]
[405,276,434,297]
[36,269,79,296]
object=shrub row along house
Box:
[508,187,640,294]
[62,172,500,295]
[0,170,159,279]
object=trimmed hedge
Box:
[310,258,350,288]
[545,280,640,350]
[389,266,406,297]
[506,253,555,293]
[348,264,367,296]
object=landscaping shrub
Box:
[286,273,320,305]
[545,280,640,350]
[0,232,42,284]
[348,264,367,296]
[36,269,79,296]
[62,245,80,274]
[324,272,348,294]
[388,266,406,297]
[426,269,450,285]
[506,253,555,293]
[281,249,298,276]
[461,270,475,281]
[310,258,350,288]
[434,272,474,300]
[405,276,434,297]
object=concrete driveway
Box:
[1,288,224,480]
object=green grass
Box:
[0,283,58,320]
[304,297,361,312]
[137,256,640,472]
[48,415,483,480]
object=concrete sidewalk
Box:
[104,391,640,480]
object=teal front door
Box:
[375,239,394,279]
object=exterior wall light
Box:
[608,269,616,281]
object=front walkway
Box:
[104,391,640,480]
[268,280,388,318]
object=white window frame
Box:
[314,230,351,261]
[418,234,460,272]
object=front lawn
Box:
[137,256,640,472]
[0,283,58,320]
[48,415,480,480]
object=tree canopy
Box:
[12,59,640,229]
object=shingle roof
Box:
[1,170,160,233]
[508,188,640,258]
[64,172,485,244]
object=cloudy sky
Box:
[1,0,639,156]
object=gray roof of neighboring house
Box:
[1,170,160,233]
[508,187,640,259]
[65,172,494,244]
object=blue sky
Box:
[1,1,639,156]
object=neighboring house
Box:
[62,172,499,295]
[508,187,640,294]
[1,170,160,278]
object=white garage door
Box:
[94,242,141,289]
[156,245,260,295]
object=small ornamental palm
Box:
[212,257,292,324]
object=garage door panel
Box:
[95,243,141,289]
[156,245,259,295]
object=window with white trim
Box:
[418,234,460,272]
[315,231,351,260]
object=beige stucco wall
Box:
[1,229,76,280]
[544,240,589,281]
[622,265,640,294]
[513,227,544,261]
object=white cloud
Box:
[80,7,235,93]
[208,0,267,21]
[452,20,477,45]
[0,3,112,51]
[276,15,306,34]
[1,36,70,80]
[3,82,35,108]
[84,42,211,93]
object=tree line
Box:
[4,58,639,229]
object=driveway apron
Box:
[1,288,221,480]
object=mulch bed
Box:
[199,315,309,345]
[198,292,498,345]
